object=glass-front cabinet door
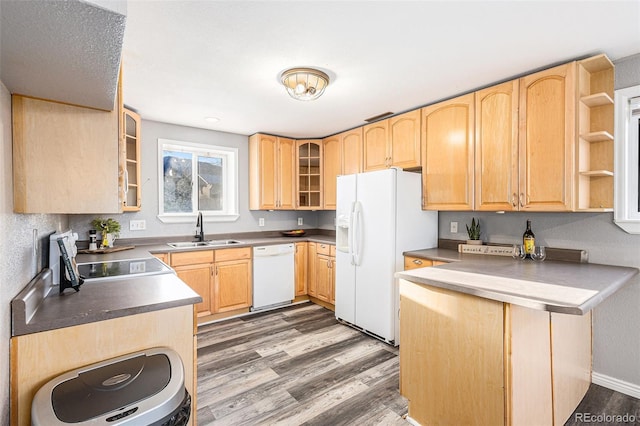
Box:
[297,140,323,209]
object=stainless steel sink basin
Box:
[206,239,243,246]
[167,241,212,248]
[167,240,243,248]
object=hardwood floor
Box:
[196,302,640,426]
[196,302,407,425]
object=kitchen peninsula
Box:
[396,252,638,426]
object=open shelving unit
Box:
[576,54,614,211]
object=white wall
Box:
[69,120,319,239]
[0,82,68,423]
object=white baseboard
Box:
[592,372,640,399]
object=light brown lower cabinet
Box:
[307,242,335,305]
[10,306,196,426]
[295,242,308,296]
[399,279,591,426]
[171,248,252,320]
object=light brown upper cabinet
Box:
[121,107,142,211]
[421,93,475,210]
[576,54,614,211]
[363,110,421,172]
[323,127,363,209]
[475,80,520,211]
[249,133,295,210]
[12,93,122,214]
[297,139,323,209]
[518,62,575,211]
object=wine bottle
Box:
[523,220,535,259]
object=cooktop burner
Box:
[77,258,173,282]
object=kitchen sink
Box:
[206,239,243,246]
[167,241,212,248]
[167,240,243,249]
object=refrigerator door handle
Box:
[352,201,363,266]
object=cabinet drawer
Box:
[170,250,214,267]
[404,256,434,270]
[317,243,333,255]
[330,245,336,257]
[215,247,251,262]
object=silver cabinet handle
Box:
[519,193,525,208]
[511,193,517,208]
[412,259,423,265]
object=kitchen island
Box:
[395,253,638,426]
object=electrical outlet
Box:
[129,220,146,231]
[259,218,265,227]
[298,217,303,226]
[450,221,458,233]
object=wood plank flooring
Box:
[196,302,407,425]
[196,302,640,426]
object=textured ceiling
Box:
[0,0,126,110]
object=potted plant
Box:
[466,217,482,245]
[91,218,121,248]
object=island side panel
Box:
[10,305,195,426]
[551,311,592,425]
[507,304,553,425]
[399,279,505,425]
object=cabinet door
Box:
[323,135,342,210]
[389,110,421,169]
[421,93,475,210]
[519,63,575,211]
[121,108,142,211]
[175,264,213,316]
[12,95,120,213]
[307,243,317,297]
[214,259,252,312]
[297,140,323,209]
[277,137,296,209]
[475,80,520,211]
[342,128,363,175]
[295,242,308,296]
[363,120,389,171]
[249,134,277,210]
[315,254,332,302]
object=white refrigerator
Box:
[335,168,438,345]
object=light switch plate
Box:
[130,220,146,231]
[259,218,265,227]
[298,217,303,226]
[450,221,458,233]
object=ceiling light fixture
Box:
[280,67,330,101]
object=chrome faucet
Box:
[195,212,204,242]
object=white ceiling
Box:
[60,2,640,138]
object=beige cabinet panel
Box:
[307,242,317,297]
[315,254,332,303]
[421,93,475,210]
[519,63,575,211]
[295,242,308,296]
[12,95,121,213]
[389,109,421,169]
[249,134,295,210]
[214,258,252,312]
[175,265,213,317]
[363,120,389,171]
[342,127,363,175]
[475,80,520,211]
[322,135,341,210]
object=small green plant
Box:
[466,217,481,240]
[91,217,121,237]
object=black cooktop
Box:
[77,258,172,281]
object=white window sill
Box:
[157,214,240,224]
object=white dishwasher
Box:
[252,244,295,311]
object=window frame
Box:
[157,138,239,223]
[614,85,640,234]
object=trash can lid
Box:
[51,353,170,423]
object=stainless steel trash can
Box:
[31,347,191,425]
